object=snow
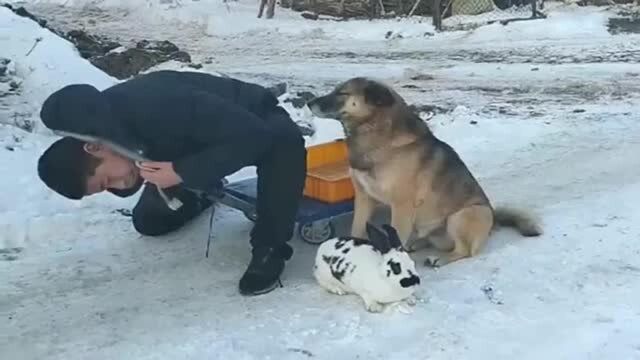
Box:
[467,7,609,40]
[2,0,640,359]
[203,6,435,40]
[0,6,136,254]
[0,6,115,134]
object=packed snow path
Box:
[1,1,640,359]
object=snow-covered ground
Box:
[1,0,640,359]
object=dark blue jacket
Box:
[40,70,280,196]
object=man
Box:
[37,70,307,296]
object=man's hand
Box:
[137,161,183,189]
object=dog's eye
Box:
[336,92,349,96]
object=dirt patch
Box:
[283,91,317,109]
[0,247,23,262]
[66,29,121,59]
[3,4,193,79]
[608,17,640,34]
[91,40,192,79]
[408,103,452,115]
[0,58,31,131]
[0,58,14,84]
[2,3,56,32]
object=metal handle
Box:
[156,186,183,211]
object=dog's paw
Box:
[406,239,430,253]
[424,256,441,268]
[405,243,421,253]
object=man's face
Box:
[83,143,140,195]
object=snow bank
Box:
[8,0,619,44]
[0,7,132,252]
[9,0,437,40]
[203,1,435,40]
[0,6,116,133]
[465,5,612,44]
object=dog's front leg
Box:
[391,201,416,249]
[351,182,377,239]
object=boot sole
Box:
[239,279,281,296]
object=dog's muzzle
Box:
[306,97,325,114]
[307,95,338,118]
[307,102,322,116]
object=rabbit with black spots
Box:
[313,223,421,312]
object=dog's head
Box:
[307,77,396,126]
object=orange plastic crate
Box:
[303,140,355,203]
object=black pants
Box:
[131,107,307,250]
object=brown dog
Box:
[307,77,541,267]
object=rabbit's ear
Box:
[381,224,403,250]
[366,222,391,254]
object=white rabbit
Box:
[313,222,421,313]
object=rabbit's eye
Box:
[387,259,402,275]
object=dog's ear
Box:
[364,81,394,107]
[381,224,403,250]
[366,222,392,254]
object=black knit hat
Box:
[37,137,94,200]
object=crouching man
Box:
[36,70,307,296]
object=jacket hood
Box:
[40,83,145,155]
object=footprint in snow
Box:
[0,247,23,261]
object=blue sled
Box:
[218,177,354,244]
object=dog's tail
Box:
[493,206,542,237]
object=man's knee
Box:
[131,184,208,236]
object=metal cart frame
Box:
[217,177,354,244]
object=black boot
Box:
[239,244,293,296]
